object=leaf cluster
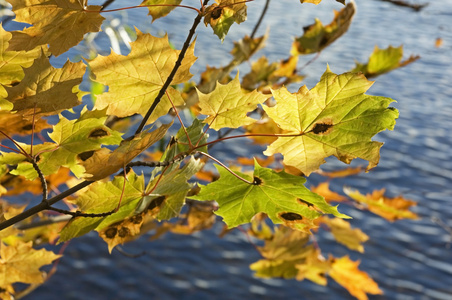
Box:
[0,0,420,299]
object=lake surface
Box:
[3,0,452,299]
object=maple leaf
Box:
[4,53,86,119]
[230,33,268,63]
[0,111,49,141]
[295,248,331,285]
[344,187,419,221]
[141,0,182,22]
[6,0,104,56]
[0,23,45,99]
[59,171,145,242]
[190,161,348,230]
[300,0,346,4]
[263,66,399,176]
[310,182,348,203]
[351,45,420,78]
[329,256,383,300]
[0,241,60,288]
[320,216,369,252]
[160,119,208,166]
[166,202,216,235]
[89,30,196,121]
[204,0,247,41]
[250,226,311,279]
[37,108,123,177]
[137,157,204,220]
[197,74,269,130]
[81,122,172,181]
[291,2,355,55]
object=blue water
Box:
[3,0,452,299]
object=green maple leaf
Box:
[59,171,145,242]
[89,29,196,121]
[6,0,104,56]
[141,0,182,22]
[204,0,247,41]
[4,52,86,118]
[263,66,398,175]
[291,2,355,55]
[190,161,348,230]
[351,45,420,78]
[197,74,269,130]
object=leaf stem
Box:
[197,151,253,185]
[166,90,192,148]
[134,0,210,135]
[194,132,303,151]
[86,4,202,15]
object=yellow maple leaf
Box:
[320,217,369,253]
[80,123,172,181]
[197,74,270,130]
[344,188,419,221]
[7,0,104,56]
[310,182,348,203]
[330,256,383,300]
[89,30,196,121]
[0,241,61,288]
[0,23,45,99]
[4,53,86,119]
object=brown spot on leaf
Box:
[22,124,33,131]
[78,150,95,161]
[211,8,222,19]
[89,128,109,138]
[105,227,117,239]
[130,215,143,224]
[311,119,333,135]
[118,227,130,238]
[253,176,263,185]
[148,196,166,211]
[280,212,303,221]
[298,198,313,207]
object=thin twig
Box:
[250,0,270,38]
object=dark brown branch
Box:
[0,180,94,231]
[30,158,48,203]
[250,0,270,38]
[134,0,210,135]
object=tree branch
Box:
[134,0,210,135]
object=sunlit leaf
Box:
[344,187,419,221]
[310,182,347,203]
[59,171,145,242]
[0,241,60,287]
[190,161,348,231]
[330,256,383,300]
[351,45,420,78]
[89,30,196,121]
[204,0,247,41]
[5,53,86,118]
[7,0,104,56]
[263,67,398,175]
[81,122,172,181]
[320,216,369,252]
[197,74,269,130]
[141,0,182,22]
[0,23,45,99]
